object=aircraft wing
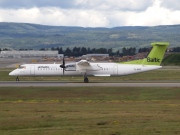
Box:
[76,60,90,66]
[76,60,102,72]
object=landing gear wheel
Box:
[16,77,19,81]
[84,77,89,83]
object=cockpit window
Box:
[18,65,26,69]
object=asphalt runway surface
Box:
[0,81,180,87]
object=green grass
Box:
[0,87,180,135]
[1,68,180,81]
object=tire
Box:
[84,77,89,83]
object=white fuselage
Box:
[9,62,162,77]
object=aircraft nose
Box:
[9,70,17,76]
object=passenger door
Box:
[30,65,35,75]
[113,65,118,75]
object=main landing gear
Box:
[84,73,89,83]
[16,76,19,81]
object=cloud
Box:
[161,0,180,10]
[75,0,154,11]
[124,0,180,26]
[0,7,109,27]
[0,0,154,11]
[0,0,179,27]
[0,0,74,9]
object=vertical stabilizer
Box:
[142,42,169,65]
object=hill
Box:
[0,22,180,50]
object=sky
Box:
[0,0,180,27]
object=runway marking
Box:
[0,81,180,87]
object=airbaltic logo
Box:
[147,57,161,63]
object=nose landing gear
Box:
[16,76,19,81]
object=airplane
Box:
[9,42,169,83]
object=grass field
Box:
[1,68,180,81]
[0,87,180,135]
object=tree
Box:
[40,48,46,51]
[51,47,55,50]
[91,48,96,54]
[73,47,77,53]
[87,48,91,53]
[173,47,180,52]
[58,47,63,54]
[108,48,113,56]
[122,47,127,56]
[81,47,87,55]
[64,47,71,56]
[138,47,149,53]
[115,50,120,56]
[132,47,136,55]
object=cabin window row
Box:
[38,68,62,70]
[103,68,111,70]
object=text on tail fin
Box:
[142,42,169,65]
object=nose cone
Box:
[9,70,17,76]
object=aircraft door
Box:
[113,65,118,75]
[30,65,35,75]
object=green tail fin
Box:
[142,42,169,65]
[121,42,169,65]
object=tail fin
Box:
[142,42,169,65]
[122,42,169,65]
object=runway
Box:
[0,81,180,87]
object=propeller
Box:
[60,57,66,75]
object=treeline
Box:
[0,46,180,57]
[49,47,137,57]
[49,46,180,56]
[169,47,180,52]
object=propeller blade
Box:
[63,57,65,65]
[60,57,66,75]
